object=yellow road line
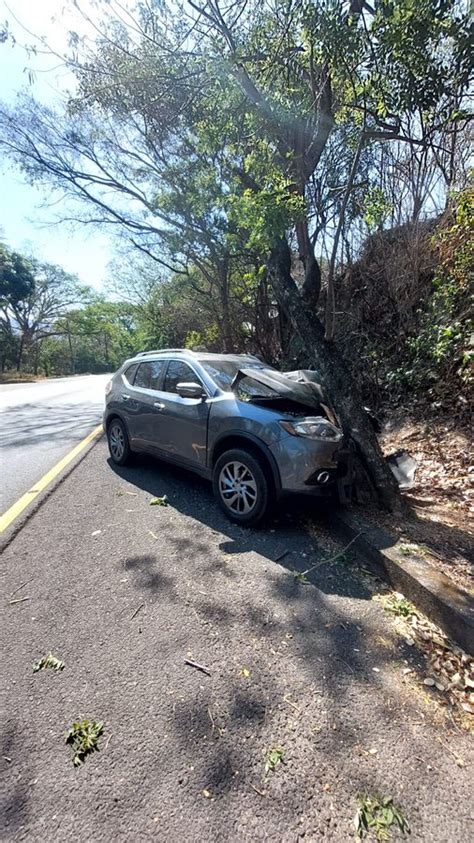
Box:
[0,424,103,534]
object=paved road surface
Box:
[1,441,472,840]
[0,374,110,514]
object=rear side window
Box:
[163,360,201,394]
[123,363,139,385]
[134,360,166,390]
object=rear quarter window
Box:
[123,363,139,385]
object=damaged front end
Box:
[231,367,355,502]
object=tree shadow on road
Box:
[105,453,468,838]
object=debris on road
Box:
[184,658,211,677]
[265,748,284,775]
[355,793,409,840]
[33,653,65,673]
[150,495,169,506]
[66,719,104,767]
[377,590,474,727]
[130,602,145,620]
[8,596,30,605]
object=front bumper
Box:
[269,435,354,500]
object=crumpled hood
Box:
[232,368,338,425]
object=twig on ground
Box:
[10,578,33,597]
[130,603,144,620]
[8,596,30,605]
[274,549,290,562]
[299,532,363,577]
[104,733,113,750]
[184,658,211,677]
[333,655,355,674]
[3,756,12,763]
[250,783,267,797]
[283,694,300,711]
[207,706,215,734]
[437,736,465,766]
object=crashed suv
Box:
[104,349,353,525]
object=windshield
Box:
[201,359,276,393]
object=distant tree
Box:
[0,244,88,371]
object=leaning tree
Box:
[0,0,471,505]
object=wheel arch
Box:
[210,433,281,494]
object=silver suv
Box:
[104,349,352,525]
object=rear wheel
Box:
[213,448,271,526]
[107,418,132,466]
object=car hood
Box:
[232,368,339,426]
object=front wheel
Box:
[107,418,132,466]
[212,448,271,526]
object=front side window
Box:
[134,360,166,390]
[163,360,201,394]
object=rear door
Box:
[151,359,210,469]
[126,359,168,449]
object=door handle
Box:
[153,402,165,410]
[121,393,130,400]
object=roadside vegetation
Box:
[0,0,472,507]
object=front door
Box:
[148,359,210,469]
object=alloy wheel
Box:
[218,460,258,515]
[109,423,125,461]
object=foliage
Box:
[383,593,416,618]
[150,495,168,506]
[33,653,65,672]
[265,747,284,774]
[66,719,103,767]
[355,794,409,840]
[385,188,473,401]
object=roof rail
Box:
[135,348,195,357]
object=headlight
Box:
[279,417,343,442]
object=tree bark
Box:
[295,217,321,311]
[267,236,400,511]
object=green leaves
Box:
[33,653,65,673]
[66,719,104,767]
[265,747,284,774]
[355,794,409,840]
[383,594,416,618]
[150,495,168,507]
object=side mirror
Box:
[176,381,206,400]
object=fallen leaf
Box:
[202,789,212,798]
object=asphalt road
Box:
[0,374,110,514]
[1,441,472,840]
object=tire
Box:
[212,448,271,526]
[107,417,132,466]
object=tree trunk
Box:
[219,255,233,352]
[295,217,321,311]
[16,334,24,372]
[66,321,75,374]
[267,236,400,511]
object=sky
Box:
[0,0,113,290]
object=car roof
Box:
[130,349,263,365]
